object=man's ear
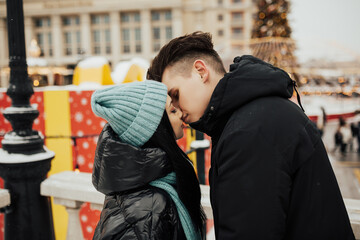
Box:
[194,60,209,83]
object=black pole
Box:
[0,0,55,239]
[195,131,205,184]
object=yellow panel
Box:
[51,198,68,240]
[72,68,79,85]
[102,64,114,85]
[44,90,73,240]
[73,65,114,86]
[123,64,144,83]
[78,68,102,85]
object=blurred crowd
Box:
[333,116,360,156]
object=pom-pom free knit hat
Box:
[91,80,168,147]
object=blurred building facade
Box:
[0,0,257,87]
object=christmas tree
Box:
[251,0,300,84]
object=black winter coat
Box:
[92,124,186,240]
[191,55,355,240]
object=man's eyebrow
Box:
[168,88,178,98]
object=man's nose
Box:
[176,108,183,118]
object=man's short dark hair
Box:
[147,31,226,81]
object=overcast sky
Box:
[288,0,360,63]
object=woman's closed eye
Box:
[171,106,177,114]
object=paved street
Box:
[322,120,360,199]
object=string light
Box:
[33,80,39,87]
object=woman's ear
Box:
[194,60,209,83]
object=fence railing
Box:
[38,170,360,240]
[40,171,212,240]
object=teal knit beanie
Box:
[91,80,168,147]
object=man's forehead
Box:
[162,70,178,88]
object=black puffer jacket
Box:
[191,55,355,240]
[92,124,186,240]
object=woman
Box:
[91,80,206,240]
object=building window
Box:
[62,16,81,56]
[134,12,141,22]
[165,11,172,20]
[34,17,52,57]
[218,0,223,5]
[218,14,223,21]
[121,13,130,23]
[232,28,243,39]
[233,0,242,3]
[151,10,172,52]
[91,14,111,55]
[165,26,172,40]
[122,29,130,53]
[105,29,111,54]
[151,12,160,21]
[120,11,142,54]
[153,27,160,40]
[218,30,224,36]
[135,28,142,53]
[35,18,51,28]
[232,12,243,23]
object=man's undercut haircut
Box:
[147,31,226,81]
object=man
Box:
[147,32,354,240]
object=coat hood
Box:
[92,124,172,195]
[190,55,295,136]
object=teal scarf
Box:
[150,172,201,240]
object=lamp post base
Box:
[0,149,55,240]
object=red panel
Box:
[176,128,187,152]
[308,112,356,122]
[68,90,103,240]
[327,112,356,120]
[79,203,101,240]
[69,90,105,136]
[69,90,104,172]
[30,91,45,133]
[74,137,98,172]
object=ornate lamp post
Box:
[0,0,55,239]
